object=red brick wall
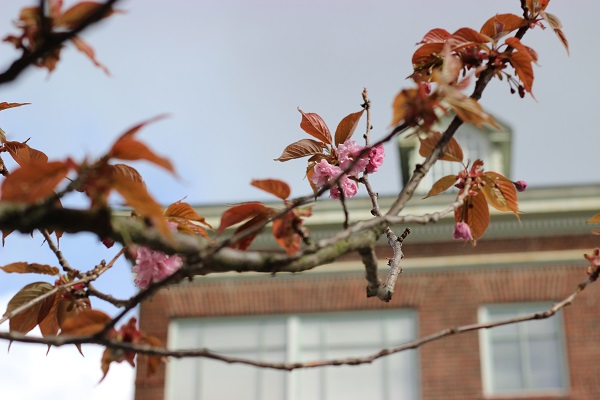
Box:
[136,262,600,400]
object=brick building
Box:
[135,117,600,399]
[135,184,600,400]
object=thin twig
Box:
[41,229,78,276]
[3,264,597,370]
[0,0,122,85]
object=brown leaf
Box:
[164,201,211,227]
[298,109,332,144]
[5,282,54,334]
[56,298,91,330]
[588,213,600,224]
[38,294,61,337]
[251,179,291,200]
[455,190,490,241]
[445,96,499,129]
[448,27,491,50]
[481,172,520,216]
[72,36,110,75]
[418,28,451,44]
[4,141,49,166]
[423,175,458,199]
[334,110,364,146]
[418,131,464,162]
[412,43,444,66]
[553,27,569,55]
[218,202,272,235]
[110,164,144,184]
[480,14,527,39]
[231,213,270,250]
[0,102,30,111]
[61,309,112,336]
[1,161,70,203]
[0,262,60,276]
[110,139,174,173]
[53,1,119,28]
[272,213,301,255]
[141,335,164,376]
[391,88,418,126]
[111,175,171,238]
[274,139,326,162]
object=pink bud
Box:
[453,221,473,241]
[514,180,528,192]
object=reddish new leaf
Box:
[1,161,70,203]
[38,294,61,337]
[218,202,272,235]
[165,201,212,240]
[110,163,144,184]
[0,102,30,111]
[448,27,491,50]
[231,213,271,250]
[480,14,527,38]
[111,175,171,238]
[110,139,174,173]
[164,201,211,227]
[61,309,112,336]
[251,179,291,200]
[4,141,49,166]
[298,109,332,144]
[455,190,490,241]
[481,172,520,216]
[445,96,499,128]
[412,43,444,66]
[418,131,464,162]
[274,139,325,162]
[423,175,458,199]
[418,28,451,44]
[588,213,600,224]
[5,282,54,334]
[0,262,60,276]
[53,1,119,28]
[334,110,364,146]
[72,36,110,75]
[272,213,302,255]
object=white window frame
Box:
[478,302,570,397]
[165,309,420,400]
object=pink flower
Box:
[514,180,528,192]
[453,221,473,241]
[330,176,358,199]
[133,247,183,289]
[337,140,369,177]
[311,159,343,187]
[366,145,385,173]
[311,159,358,200]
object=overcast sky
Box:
[1,1,599,399]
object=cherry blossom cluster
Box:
[131,222,183,289]
[311,140,385,199]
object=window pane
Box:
[528,338,563,390]
[481,303,568,396]
[167,309,419,400]
[491,340,523,392]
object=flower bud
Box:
[514,180,528,192]
[453,221,473,241]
